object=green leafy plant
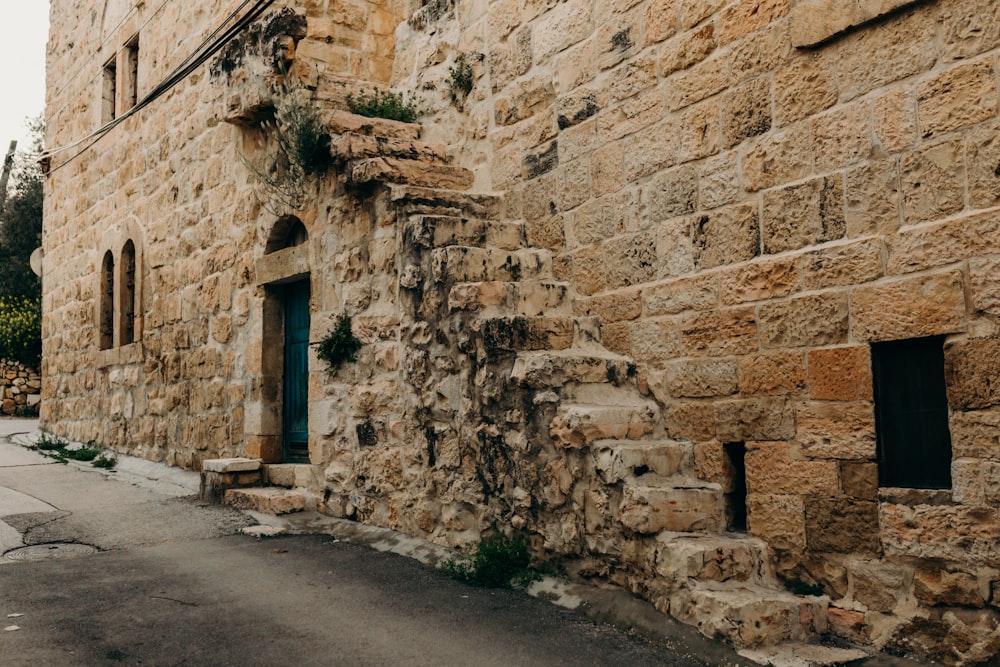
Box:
[346,88,420,123]
[0,295,41,369]
[93,452,118,469]
[243,76,332,215]
[63,442,101,462]
[34,432,68,451]
[314,314,362,373]
[447,54,474,104]
[443,527,540,588]
[14,403,39,418]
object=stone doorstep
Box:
[654,532,774,585]
[202,457,261,473]
[263,463,323,492]
[224,487,315,515]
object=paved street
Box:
[0,420,747,666]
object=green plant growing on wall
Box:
[0,295,41,369]
[314,314,362,373]
[442,527,541,588]
[346,88,420,123]
[243,77,332,215]
[447,53,474,105]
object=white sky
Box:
[0,3,49,152]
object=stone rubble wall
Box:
[0,360,41,415]
[40,0,1000,664]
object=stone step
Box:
[389,184,503,220]
[654,533,775,586]
[324,109,421,141]
[432,246,552,283]
[223,487,315,515]
[593,440,694,484]
[476,316,575,352]
[448,281,572,317]
[511,349,634,388]
[263,463,323,492]
[618,482,725,534]
[349,157,474,190]
[407,215,524,251]
[667,583,828,649]
[333,132,448,163]
[550,400,660,449]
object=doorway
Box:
[282,280,310,463]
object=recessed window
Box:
[723,441,748,532]
[102,57,117,123]
[120,240,136,345]
[871,336,952,489]
[123,35,139,110]
[99,251,115,350]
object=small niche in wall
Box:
[724,441,748,533]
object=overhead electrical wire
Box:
[43,0,276,174]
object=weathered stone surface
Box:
[619,485,724,534]
[850,272,967,342]
[762,176,845,254]
[742,123,812,192]
[845,160,900,238]
[899,139,966,225]
[790,0,924,48]
[800,239,883,290]
[888,209,1000,276]
[550,402,658,448]
[841,462,878,500]
[738,351,807,396]
[326,110,421,140]
[795,401,876,460]
[655,533,769,583]
[812,101,872,171]
[745,441,840,495]
[680,307,758,357]
[224,487,311,515]
[913,568,985,608]
[693,202,760,270]
[714,396,798,442]
[350,157,474,189]
[950,409,1000,460]
[967,121,1000,209]
[642,273,719,316]
[758,292,849,349]
[202,457,261,473]
[851,561,908,613]
[807,346,873,401]
[774,53,837,126]
[945,337,1000,411]
[881,503,1000,564]
[663,359,738,399]
[805,498,880,555]
[719,258,798,305]
[748,493,806,550]
[722,77,772,148]
[917,59,998,139]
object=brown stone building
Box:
[42,0,1000,663]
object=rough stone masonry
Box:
[41,0,1000,664]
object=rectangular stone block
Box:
[881,504,999,563]
[619,485,724,533]
[917,59,998,139]
[693,202,760,270]
[663,359,739,399]
[791,0,924,48]
[642,273,719,316]
[899,139,965,225]
[812,101,872,171]
[850,272,967,342]
[747,493,806,550]
[722,77,772,148]
[720,257,799,305]
[966,121,1000,209]
[806,498,880,555]
[888,210,1000,276]
[795,401,876,461]
[742,123,812,192]
[950,409,1000,460]
[807,346,873,401]
[680,306,758,356]
[738,351,808,396]
[715,399,796,442]
[945,337,1000,411]
[762,175,845,254]
[745,441,840,495]
[758,292,849,349]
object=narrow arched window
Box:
[99,251,115,350]
[264,216,308,254]
[120,240,136,345]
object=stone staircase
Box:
[208,111,833,655]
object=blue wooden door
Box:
[283,281,310,463]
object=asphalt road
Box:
[0,421,735,666]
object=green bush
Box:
[314,314,361,373]
[448,54,474,103]
[443,528,540,588]
[346,88,420,123]
[0,295,41,369]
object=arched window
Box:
[264,215,308,254]
[120,240,136,345]
[99,251,115,350]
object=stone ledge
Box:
[203,458,262,473]
[791,0,924,49]
[333,132,447,163]
[324,110,421,141]
[349,158,474,190]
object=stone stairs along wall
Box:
[209,112,832,653]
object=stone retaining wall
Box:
[0,360,41,415]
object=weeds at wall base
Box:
[442,528,541,589]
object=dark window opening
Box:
[724,441,748,532]
[123,35,139,110]
[102,57,117,123]
[99,251,115,350]
[872,336,952,489]
[265,215,308,254]
[120,240,136,345]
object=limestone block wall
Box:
[390,0,1000,662]
[0,360,41,415]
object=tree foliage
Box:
[0,117,43,300]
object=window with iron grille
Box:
[871,336,952,489]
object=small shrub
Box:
[346,88,420,124]
[443,528,540,588]
[14,403,39,418]
[447,54,474,103]
[0,296,41,369]
[63,443,101,462]
[314,314,362,373]
[93,452,118,469]
[35,432,68,451]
